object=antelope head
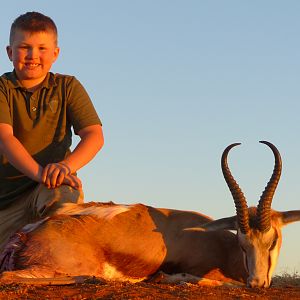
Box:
[203,141,300,288]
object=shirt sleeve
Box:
[0,80,13,125]
[66,77,102,134]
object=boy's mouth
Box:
[24,63,40,68]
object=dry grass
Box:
[273,271,300,287]
[1,272,300,299]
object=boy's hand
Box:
[62,174,82,190]
[42,162,71,188]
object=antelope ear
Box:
[280,210,300,226]
[201,216,238,231]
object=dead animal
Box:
[1,141,300,288]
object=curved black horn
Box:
[256,141,282,232]
[221,143,250,234]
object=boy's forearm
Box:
[62,125,104,174]
[0,124,103,186]
[0,135,43,182]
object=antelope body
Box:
[0,141,300,288]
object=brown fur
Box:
[0,202,248,284]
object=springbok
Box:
[0,141,300,288]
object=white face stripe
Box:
[267,232,280,285]
[102,262,146,283]
[56,203,132,220]
[238,226,281,287]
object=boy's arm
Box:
[0,123,82,190]
[0,123,43,181]
[42,124,104,188]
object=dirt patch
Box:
[1,278,300,300]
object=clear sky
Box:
[1,1,300,274]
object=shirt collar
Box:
[4,70,57,90]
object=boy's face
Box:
[6,30,60,87]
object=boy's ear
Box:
[53,47,60,63]
[6,46,13,61]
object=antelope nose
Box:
[247,278,268,288]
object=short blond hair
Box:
[9,11,58,45]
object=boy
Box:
[0,12,104,252]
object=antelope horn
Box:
[221,143,250,234]
[256,141,282,232]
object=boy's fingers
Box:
[49,168,61,188]
[43,163,71,188]
[73,177,82,189]
[63,175,82,190]
[58,162,71,174]
[45,176,52,189]
[42,163,79,189]
[41,165,50,183]
[56,172,65,186]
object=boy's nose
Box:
[26,48,39,59]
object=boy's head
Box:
[7,12,60,90]
[9,11,58,46]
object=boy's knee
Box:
[33,184,84,218]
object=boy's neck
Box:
[19,76,47,92]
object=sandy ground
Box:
[0,276,300,300]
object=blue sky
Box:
[1,1,300,274]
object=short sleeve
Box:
[66,77,102,134]
[0,80,12,125]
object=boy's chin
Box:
[16,71,46,81]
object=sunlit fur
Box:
[201,206,300,288]
[0,202,300,288]
[0,202,245,285]
[238,216,281,287]
[243,208,282,288]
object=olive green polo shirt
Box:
[0,71,102,208]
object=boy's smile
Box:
[6,30,60,91]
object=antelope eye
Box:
[269,238,277,251]
[240,245,246,253]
